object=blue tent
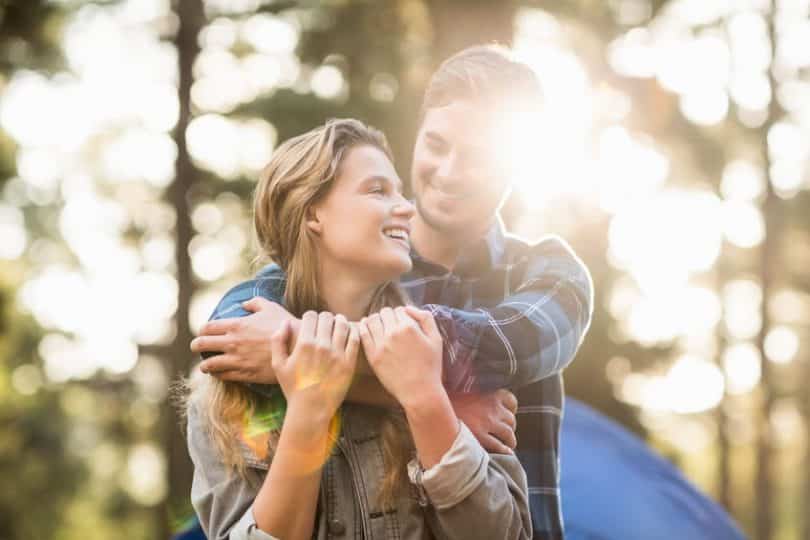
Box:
[172,518,205,540]
[173,398,747,540]
[560,398,747,540]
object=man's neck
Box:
[410,215,489,270]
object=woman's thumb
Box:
[404,305,439,337]
[270,320,290,364]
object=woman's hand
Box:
[361,305,462,468]
[271,311,359,427]
[358,306,443,410]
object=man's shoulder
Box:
[501,233,592,288]
[502,232,579,263]
[209,263,287,320]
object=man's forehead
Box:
[423,100,500,126]
[421,102,499,146]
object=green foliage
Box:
[0,276,86,540]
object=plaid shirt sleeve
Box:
[424,236,593,392]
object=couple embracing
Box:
[182,45,593,540]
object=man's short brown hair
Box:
[421,44,543,114]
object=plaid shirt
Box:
[206,220,593,539]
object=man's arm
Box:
[194,236,593,393]
[422,235,593,392]
[192,264,290,383]
[191,264,521,452]
[192,264,398,407]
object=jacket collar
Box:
[411,216,507,278]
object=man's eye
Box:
[429,142,445,153]
[369,185,384,194]
[426,138,447,153]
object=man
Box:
[192,45,593,539]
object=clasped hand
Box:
[191,299,518,452]
[271,311,358,423]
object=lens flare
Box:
[239,387,343,470]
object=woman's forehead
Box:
[337,145,399,185]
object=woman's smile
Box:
[382,224,411,251]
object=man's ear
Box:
[305,206,323,235]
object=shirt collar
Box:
[411,216,507,277]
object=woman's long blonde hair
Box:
[185,118,412,508]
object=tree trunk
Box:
[161,0,204,535]
[424,0,517,63]
[755,3,782,539]
[715,258,732,512]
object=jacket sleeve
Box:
[206,264,287,325]
[187,404,279,540]
[425,235,593,392]
[408,422,532,540]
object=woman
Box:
[184,118,531,540]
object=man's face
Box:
[411,100,511,237]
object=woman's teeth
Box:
[383,228,409,242]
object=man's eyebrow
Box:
[363,175,403,192]
[424,130,484,152]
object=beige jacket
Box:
[188,402,532,540]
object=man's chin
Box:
[415,197,469,235]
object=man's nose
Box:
[435,155,455,179]
[434,153,466,186]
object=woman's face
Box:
[309,145,415,283]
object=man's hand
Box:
[450,389,518,454]
[190,297,298,384]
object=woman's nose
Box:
[392,197,415,218]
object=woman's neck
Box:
[317,261,379,321]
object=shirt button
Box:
[328,518,346,536]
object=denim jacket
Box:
[188,402,532,540]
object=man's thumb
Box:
[243,296,268,313]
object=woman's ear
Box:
[305,206,323,235]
